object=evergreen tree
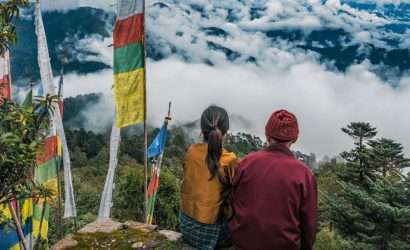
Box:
[323,123,410,249]
[367,138,410,178]
[225,132,263,157]
[340,122,378,185]
[323,177,410,250]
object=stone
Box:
[131,242,144,249]
[124,221,157,232]
[78,219,123,234]
[158,230,183,242]
[51,234,78,250]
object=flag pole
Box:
[146,101,172,224]
[142,0,149,221]
[9,199,28,250]
[55,57,65,240]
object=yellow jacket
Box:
[181,143,238,224]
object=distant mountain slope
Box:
[10,1,410,87]
[11,6,114,85]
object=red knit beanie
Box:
[265,109,299,142]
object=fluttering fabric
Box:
[0,199,34,250]
[98,122,121,219]
[146,124,169,224]
[114,0,145,128]
[0,51,11,102]
[35,2,76,218]
[33,135,61,240]
[21,89,32,109]
[147,125,168,158]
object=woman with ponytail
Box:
[180,106,238,250]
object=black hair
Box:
[201,105,230,181]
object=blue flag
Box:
[36,85,44,97]
[148,125,168,158]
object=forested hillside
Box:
[41,94,410,249]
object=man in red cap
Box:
[229,109,317,250]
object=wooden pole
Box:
[8,200,27,250]
[144,121,148,221]
[56,59,64,239]
[15,197,24,250]
[56,162,63,239]
[142,0,148,222]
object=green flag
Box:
[21,88,32,109]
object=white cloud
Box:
[61,56,410,159]
[39,0,113,11]
[40,0,78,11]
[349,0,410,6]
[28,0,410,162]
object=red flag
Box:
[0,52,11,104]
[36,136,59,165]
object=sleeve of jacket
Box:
[300,171,318,250]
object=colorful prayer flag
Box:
[114,0,146,128]
[0,51,11,103]
[146,121,170,224]
[33,136,61,240]
[35,1,76,218]
[21,89,33,110]
[148,125,168,158]
[146,166,160,225]
[0,199,33,250]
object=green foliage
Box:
[341,122,378,145]
[367,138,410,178]
[314,227,368,250]
[62,227,183,249]
[51,109,410,250]
[112,165,180,230]
[319,122,410,250]
[0,97,53,200]
[225,132,263,157]
[317,160,345,194]
[0,0,28,54]
[323,178,410,249]
[340,122,378,186]
[162,126,192,179]
[66,128,106,159]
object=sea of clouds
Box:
[33,0,410,159]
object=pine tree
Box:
[367,138,410,178]
[340,122,378,185]
[323,123,410,249]
[323,177,410,250]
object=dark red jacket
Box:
[229,144,318,250]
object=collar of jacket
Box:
[264,143,295,158]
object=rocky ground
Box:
[52,219,189,250]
